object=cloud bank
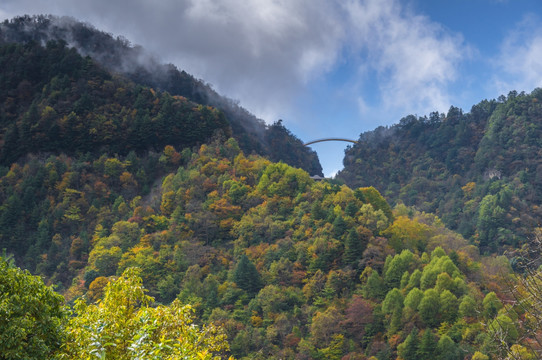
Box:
[0,0,468,120]
[1,0,540,126]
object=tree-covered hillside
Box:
[1,136,535,359]
[339,89,542,255]
[0,39,230,164]
[2,15,542,360]
[0,15,322,176]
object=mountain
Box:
[0,136,520,359]
[0,15,538,360]
[339,89,542,256]
[0,14,322,176]
[0,39,232,164]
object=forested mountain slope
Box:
[0,39,231,164]
[1,14,541,360]
[339,89,542,255]
[0,14,322,176]
[0,137,527,359]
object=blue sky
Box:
[1,0,542,176]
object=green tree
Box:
[404,287,423,318]
[435,272,454,293]
[408,269,422,288]
[88,245,122,276]
[436,334,460,360]
[317,334,345,360]
[363,269,386,299]
[476,194,505,252]
[0,257,67,359]
[417,328,437,360]
[458,295,477,319]
[157,274,180,303]
[384,250,415,289]
[344,228,364,266]
[482,291,502,319]
[508,345,536,360]
[420,254,460,290]
[471,351,489,360]
[418,288,440,327]
[382,288,404,315]
[382,288,404,334]
[233,254,262,295]
[61,267,231,359]
[332,214,347,238]
[345,201,358,217]
[359,187,393,222]
[397,328,419,360]
[311,201,326,220]
[439,290,458,323]
[489,314,519,345]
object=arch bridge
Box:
[304,138,358,146]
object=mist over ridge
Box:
[0,14,323,176]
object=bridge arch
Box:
[304,138,358,146]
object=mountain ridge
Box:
[0,15,540,359]
[0,14,323,176]
[339,89,542,255]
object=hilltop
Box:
[0,14,322,176]
[339,89,542,257]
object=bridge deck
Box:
[304,138,358,146]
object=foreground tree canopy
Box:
[0,259,232,359]
[0,255,66,359]
[61,267,231,360]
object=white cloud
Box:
[0,0,346,122]
[493,14,542,94]
[343,0,467,116]
[356,96,370,115]
[0,0,468,123]
[170,0,345,119]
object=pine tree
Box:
[345,202,358,217]
[311,201,326,220]
[417,328,437,360]
[333,214,346,238]
[398,328,419,360]
[436,334,460,360]
[234,254,262,295]
[344,228,363,266]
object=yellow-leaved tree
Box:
[60,267,232,359]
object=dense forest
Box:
[1,14,542,360]
[0,15,322,176]
[339,90,542,256]
[2,138,533,359]
[0,39,231,164]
